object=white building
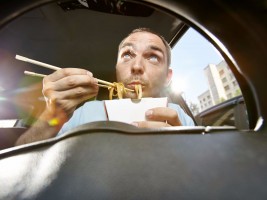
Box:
[198,61,241,112]
[198,90,213,111]
[217,61,241,99]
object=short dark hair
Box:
[118,28,171,67]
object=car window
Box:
[0,0,251,149]
[171,28,248,129]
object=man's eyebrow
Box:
[120,42,134,50]
[149,45,165,56]
[120,43,165,56]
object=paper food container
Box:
[104,97,168,124]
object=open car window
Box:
[171,28,248,129]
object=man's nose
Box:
[131,57,144,74]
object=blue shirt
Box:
[58,100,195,136]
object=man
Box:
[15,28,194,145]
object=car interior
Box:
[0,0,267,199]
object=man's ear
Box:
[165,68,173,87]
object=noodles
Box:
[108,83,143,100]
[108,82,127,100]
[135,84,142,100]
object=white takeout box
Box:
[104,97,168,124]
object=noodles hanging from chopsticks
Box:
[108,82,126,100]
[108,83,142,100]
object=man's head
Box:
[116,28,173,98]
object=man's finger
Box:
[44,68,92,82]
[46,74,98,91]
[145,107,182,126]
[48,86,99,100]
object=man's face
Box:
[116,31,172,99]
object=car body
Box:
[196,95,249,129]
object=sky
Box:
[171,28,224,104]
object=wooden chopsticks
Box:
[16,55,61,71]
[16,55,134,92]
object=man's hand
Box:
[43,68,99,119]
[15,68,99,146]
[133,107,182,128]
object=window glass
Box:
[171,28,248,129]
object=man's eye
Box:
[148,55,159,62]
[121,51,133,60]
[122,53,131,59]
